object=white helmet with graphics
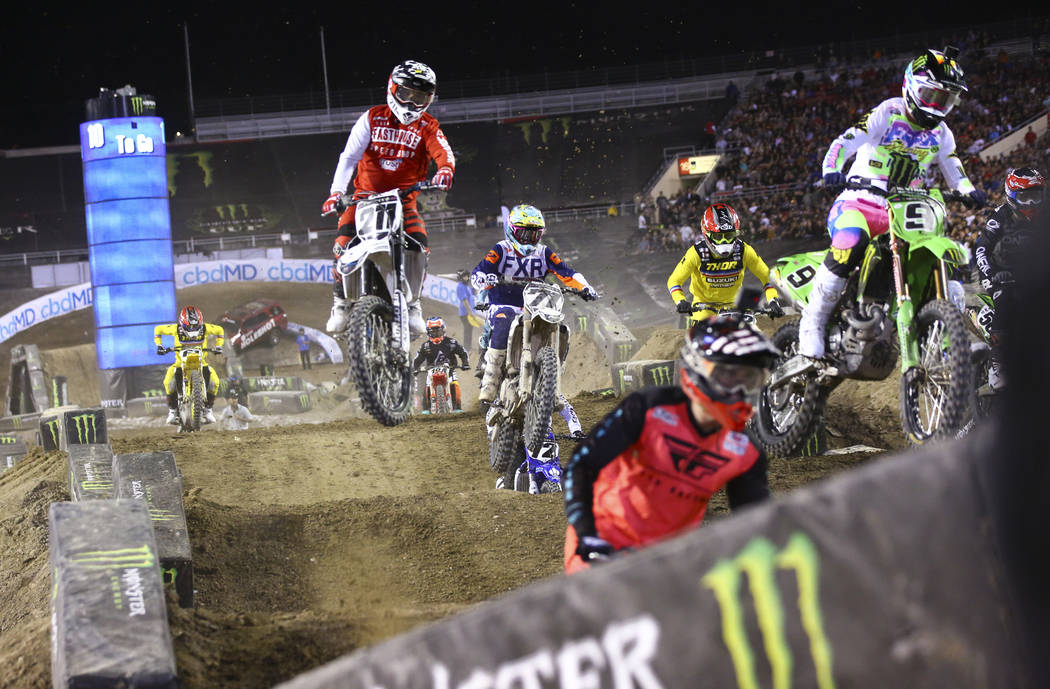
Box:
[387,60,437,125]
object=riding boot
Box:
[405,250,427,336]
[798,264,847,359]
[474,347,487,380]
[452,381,462,411]
[326,292,350,333]
[478,348,506,404]
[166,391,179,425]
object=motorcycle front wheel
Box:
[899,299,973,445]
[750,320,828,459]
[523,345,558,455]
[346,295,411,426]
[490,420,524,485]
[434,382,448,415]
[187,369,204,432]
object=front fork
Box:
[893,236,950,372]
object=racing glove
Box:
[581,286,599,301]
[571,430,586,441]
[321,192,342,216]
[765,297,785,318]
[156,345,165,356]
[964,188,987,210]
[576,535,615,562]
[675,300,693,314]
[431,166,454,191]
[991,271,1014,287]
[213,346,223,355]
[822,171,846,192]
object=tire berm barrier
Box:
[49,500,178,689]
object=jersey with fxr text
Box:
[470,241,590,307]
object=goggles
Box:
[427,327,444,339]
[512,225,543,246]
[913,84,962,114]
[707,230,737,245]
[698,360,769,400]
[393,84,433,109]
[1010,188,1045,205]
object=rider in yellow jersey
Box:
[154,305,225,425]
[667,203,783,323]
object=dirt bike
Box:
[416,359,468,415]
[159,346,220,433]
[963,291,1000,424]
[496,432,577,494]
[752,178,974,456]
[333,183,438,426]
[487,278,591,478]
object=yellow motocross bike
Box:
[159,346,220,432]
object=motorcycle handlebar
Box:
[842,176,966,202]
[334,182,441,214]
[158,347,222,355]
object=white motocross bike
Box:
[487,278,590,477]
[334,183,436,426]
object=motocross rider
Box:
[798,47,986,359]
[412,317,469,412]
[975,167,1045,390]
[321,59,456,336]
[667,202,783,322]
[563,315,779,573]
[154,306,225,425]
[470,204,598,405]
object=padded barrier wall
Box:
[247,390,313,414]
[114,451,194,607]
[67,443,115,501]
[0,434,28,473]
[275,424,1032,689]
[49,500,178,689]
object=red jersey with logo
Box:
[563,386,769,573]
[329,105,455,197]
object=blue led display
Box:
[93,283,176,329]
[83,157,169,204]
[86,198,171,245]
[96,323,173,370]
[81,115,175,372]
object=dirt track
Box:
[0,283,897,689]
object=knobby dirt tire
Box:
[750,320,828,459]
[347,296,411,427]
[189,370,204,432]
[434,382,448,415]
[900,299,973,445]
[491,421,524,485]
[523,345,558,455]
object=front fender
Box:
[907,235,970,266]
[770,250,828,308]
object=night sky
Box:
[1,4,1044,148]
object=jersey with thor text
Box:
[591,393,761,548]
[470,241,586,307]
[692,240,746,288]
[822,97,971,193]
[353,106,455,193]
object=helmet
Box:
[700,203,740,256]
[426,317,445,344]
[679,315,780,431]
[902,47,967,129]
[386,60,437,125]
[1005,167,1045,220]
[505,204,545,255]
[178,306,205,341]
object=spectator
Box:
[221,396,254,431]
[296,328,312,370]
[1026,127,1038,147]
[455,270,477,351]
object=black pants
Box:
[299,350,311,369]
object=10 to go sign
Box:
[84,123,155,154]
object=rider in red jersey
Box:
[321,60,456,336]
[563,315,779,573]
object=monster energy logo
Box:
[69,413,100,444]
[886,151,920,188]
[617,342,634,362]
[149,508,179,522]
[577,315,589,333]
[648,365,673,386]
[702,532,835,689]
[69,544,155,570]
[300,393,310,409]
[130,95,143,115]
[0,436,16,444]
[44,418,60,448]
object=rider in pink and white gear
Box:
[798,46,985,359]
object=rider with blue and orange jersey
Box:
[798,47,985,359]
[154,306,225,425]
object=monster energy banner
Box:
[566,303,638,365]
[113,451,194,608]
[610,359,678,396]
[64,407,108,447]
[248,390,313,414]
[39,406,78,452]
[237,375,307,393]
[124,396,171,418]
[0,434,28,473]
[49,500,178,689]
[276,425,1031,689]
[0,411,41,435]
[67,444,115,501]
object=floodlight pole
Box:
[321,26,332,117]
[184,22,197,141]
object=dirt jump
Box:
[0,283,897,689]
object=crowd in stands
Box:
[633,30,1050,268]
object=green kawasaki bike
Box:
[752,179,973,456]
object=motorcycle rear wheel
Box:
[347,296,411,426]
[523,345,558,455]
[900,299,973,445]
[750,320,828,459]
